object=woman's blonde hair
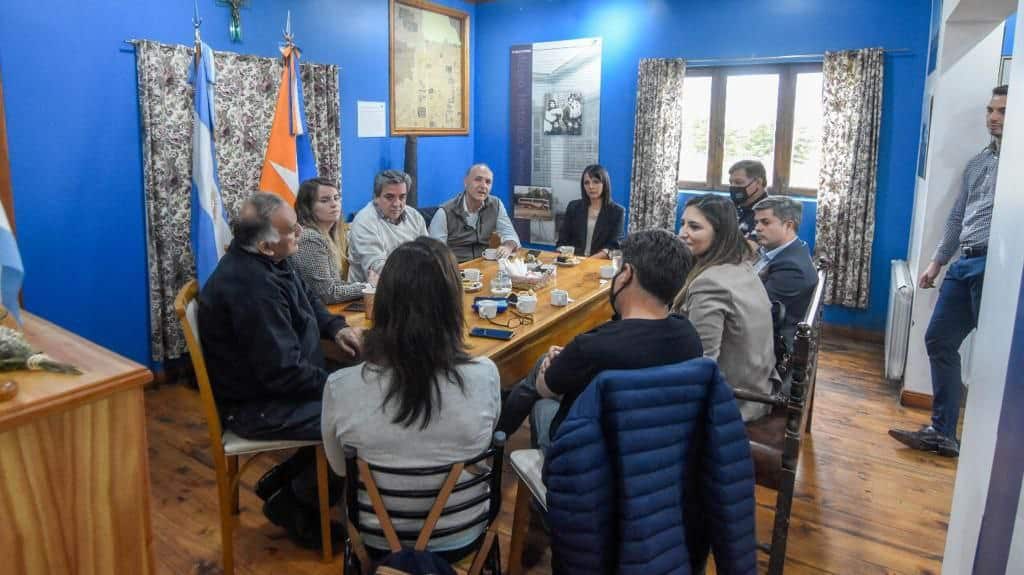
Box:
[295,177,348,272]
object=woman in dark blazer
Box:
[556,164,625,258]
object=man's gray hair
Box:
[373,169,412,197]
[465,163,492,177]
[232,192,284,252]
[754,196,803,229]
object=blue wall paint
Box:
[0,0,475,365]
[1005,13,1016,57]
[474,0,931,331]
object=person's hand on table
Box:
[367,269,380,287]
[334,326,364,357]
[496,242,518,259]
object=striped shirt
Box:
[934,145,1000,265]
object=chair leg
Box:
[507,479,532,575]
[227,455,240,515]
[804,374,818,434]
[215,463,236,575]
[315,445,334,563]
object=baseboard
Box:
[822,323,884,343]
[900,389,933,410]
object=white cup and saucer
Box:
[550,289,570,307]
[477,300,499,319]
[515,294,538,314]
[483,248,499,260]
[599,264,617,279]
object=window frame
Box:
[677,62,822,198]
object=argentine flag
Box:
[0,199,24,325]
[190,42,232,287]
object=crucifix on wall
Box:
[216,0,249,42]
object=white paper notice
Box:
[357,101,387,138]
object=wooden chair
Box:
[174,280,334,575]
[343,432,507,575]
[506,449,546,575]
[732,261,828,574]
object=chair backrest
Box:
[344,432,506,554]
[786,262,828,433]
[174,279,227,460]
[417,206,439,227]
[769,300,791,378]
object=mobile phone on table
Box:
[346,301,366,312]
[469,327,515,340]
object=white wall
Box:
[902,14,1005,396]
[942,4,1023,573]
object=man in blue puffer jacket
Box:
[545,358,758,575]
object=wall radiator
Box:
[885,259,914,382]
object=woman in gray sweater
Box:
[673,194,775,421]
[321,237,500,552]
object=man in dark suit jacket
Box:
[752,196,817,346]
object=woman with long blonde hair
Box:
[291,177,366,303]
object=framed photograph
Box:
[389,0,470,135]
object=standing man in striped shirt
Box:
[889,85,1007,457]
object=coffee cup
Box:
[362,286,376,320]
[557,245,575,258]
[462,268,482,282]
[478,300,499,319]
[515,294,538,314]
[483,248,498,260]
[550,289,569,307]
[599,264,616,279]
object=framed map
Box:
[389,0,470,135]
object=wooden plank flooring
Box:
[145,336,955,574]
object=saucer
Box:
[491,287,512,297]
[462,281,483,293]
[483,253,499,261]
[554,257,581,267]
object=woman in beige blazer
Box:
[672,194,775,421]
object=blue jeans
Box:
[925,256,986,439]
[496,356,561,452]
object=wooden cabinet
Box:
[0,313,154,574]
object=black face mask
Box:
[608,266,632,321]
[729,183,751,205]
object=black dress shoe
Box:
[888,425,960,457]
[262,488,342,550]
[255,448,315,501]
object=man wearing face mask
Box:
[727,159,770,238]
[495,230,703,450]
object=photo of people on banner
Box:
[542,92,583,135]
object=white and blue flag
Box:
[190,41,232,287]
[0,199,24,324]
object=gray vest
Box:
[442,193,499,262]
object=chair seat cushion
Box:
[745,411,786,490]
[221,431,320,456]
[510,449,547,512]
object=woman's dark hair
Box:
[361,236,471,429]
[294,177,339,232]
[673,194,752,310]
[580,164,611,207]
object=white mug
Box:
[557,245,575,258]
[550,289,569,307]
[599,264,616,279]
[516,295,538,314]
[478,300,499,319]
[483,248,498,260]
[462,268,482,282]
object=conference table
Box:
[328,251,614,386]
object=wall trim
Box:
[900,389,934,409]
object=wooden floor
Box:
[145,336,956,574]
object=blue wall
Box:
[474,0,931,331]
[0,0,476,365]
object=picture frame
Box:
[389,0,470,135]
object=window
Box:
[677,63,823,197]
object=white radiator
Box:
[884,259,914,382]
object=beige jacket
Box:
[677,262,775,421]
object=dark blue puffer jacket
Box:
[544,358,757,575]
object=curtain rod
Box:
[685,48,912,66]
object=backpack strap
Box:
[413,462,465,551]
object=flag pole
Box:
[193,0,203,68]
[283,10,294,50]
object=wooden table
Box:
[329,252,614,386]
[0,313,155,575]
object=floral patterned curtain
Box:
[135,40,341,362]
[816,48,883,309]
[628,58,686,232]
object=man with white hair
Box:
[430,163,521,262]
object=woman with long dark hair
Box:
[291,177,367,303]
[556,164,625,258]
[321,236,500,551]
[672,194,775,421]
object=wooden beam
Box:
[0,67,15,232]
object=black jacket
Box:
[758,239,817,345]
[198,241,347,431]
[556,199,625,256]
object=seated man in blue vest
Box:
[428,163,521,262]
[751,196,817,347]
[495,229,703,450]
[199,192,362,548]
